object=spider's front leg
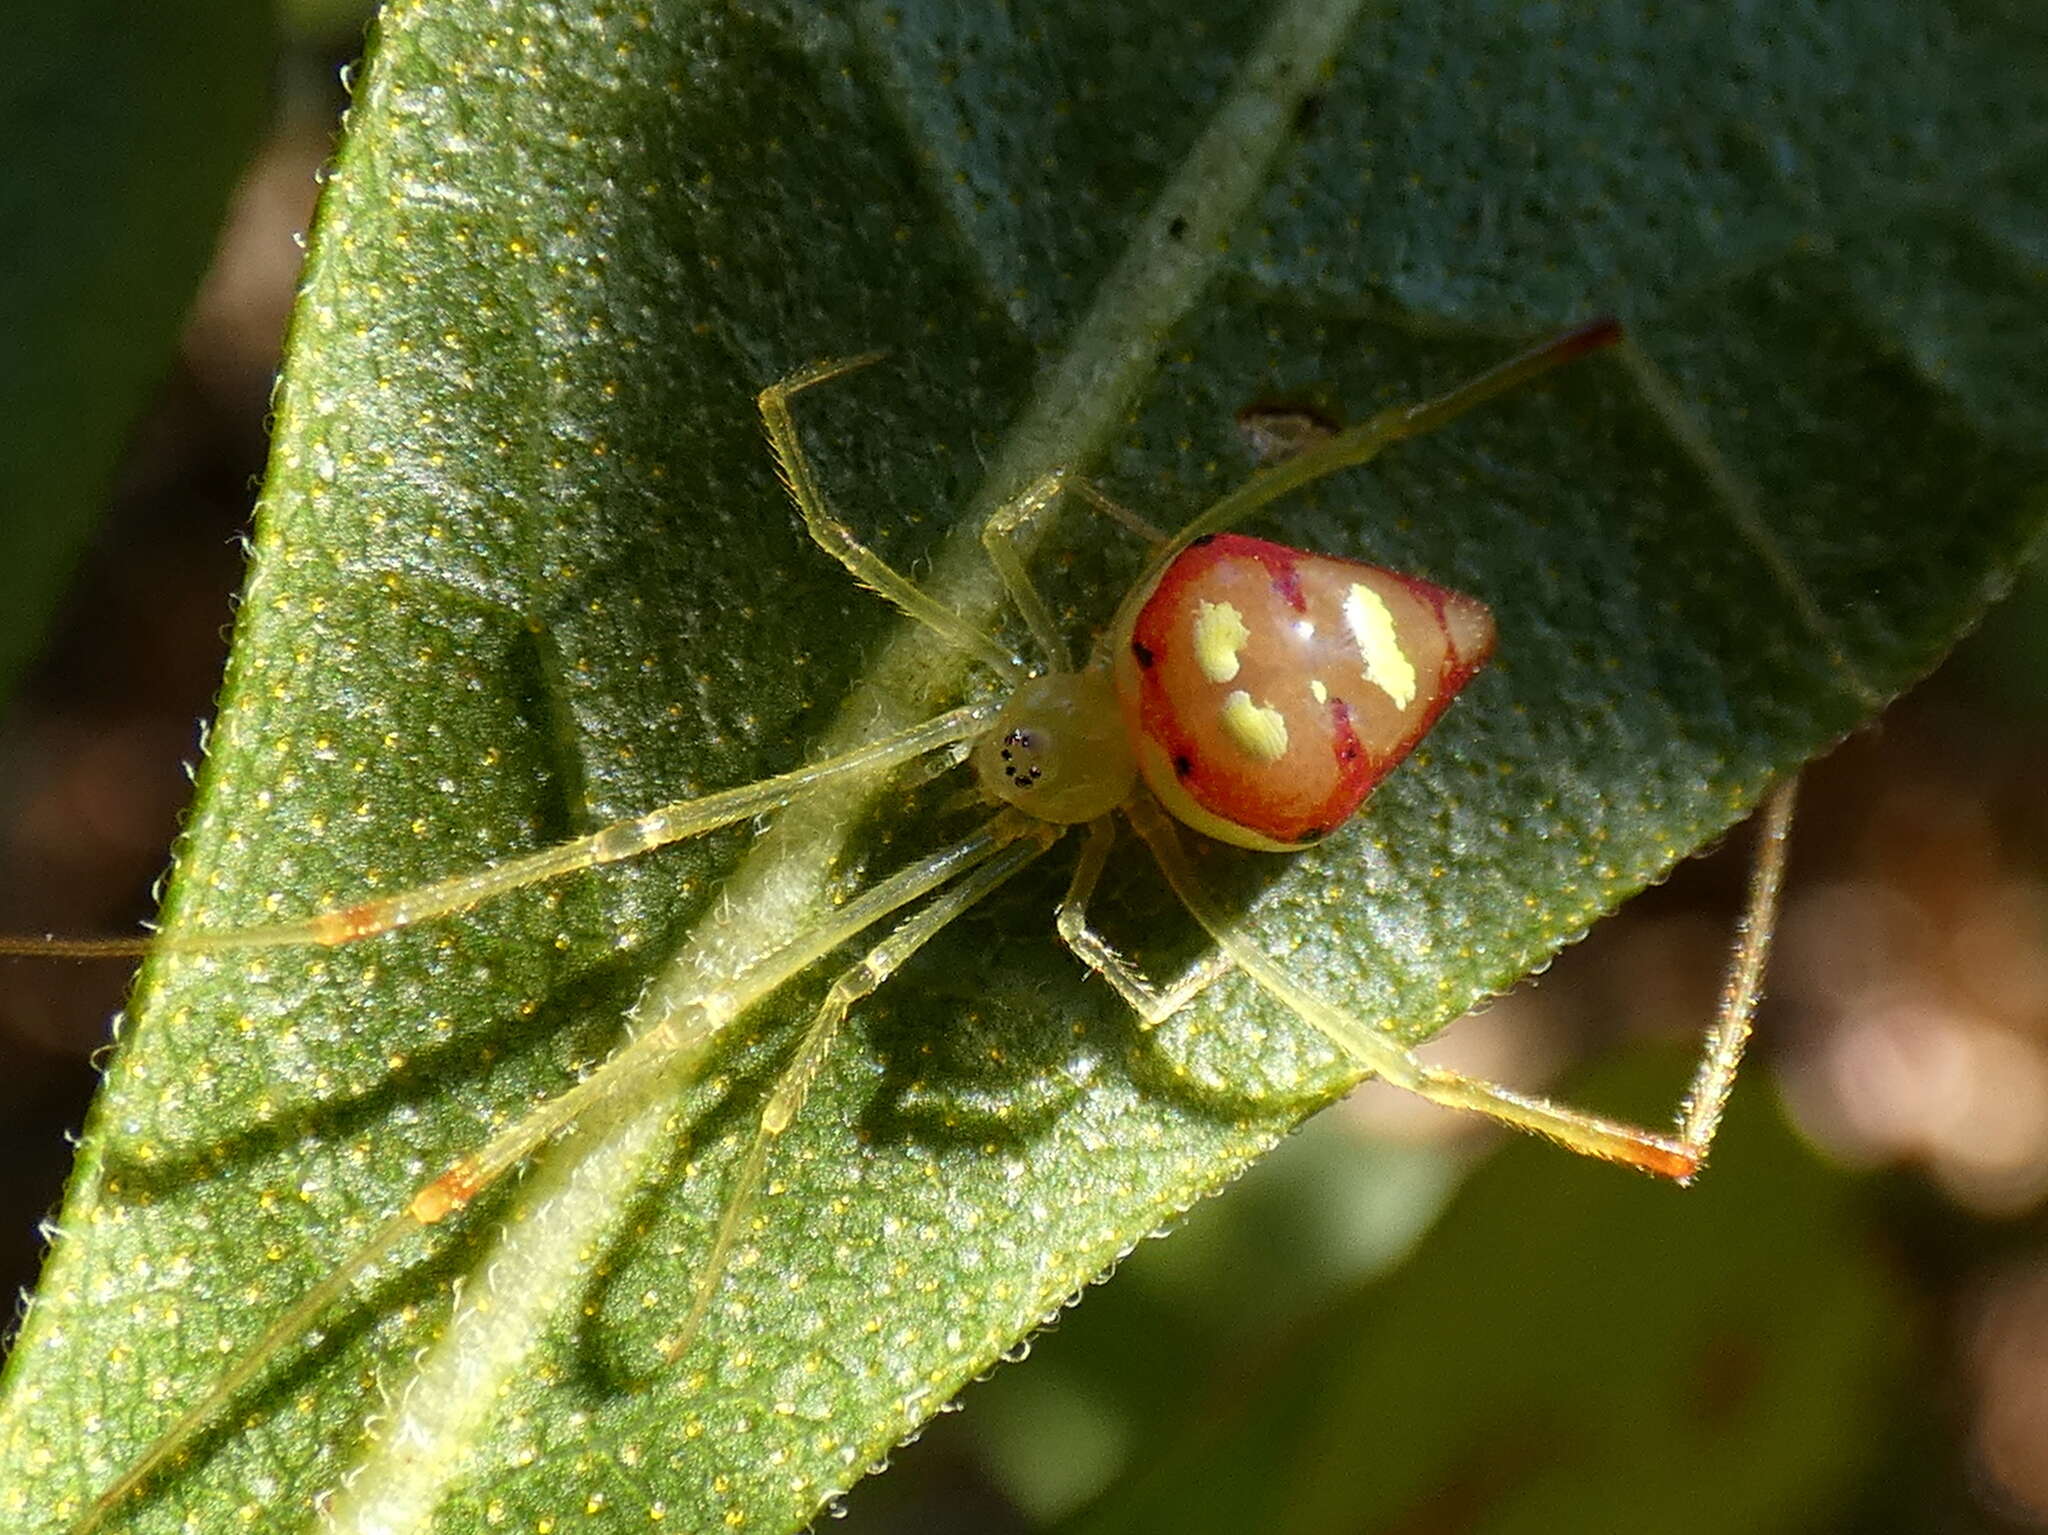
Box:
[758,353,1020,681]
[978,468,1167,673]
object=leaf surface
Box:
[3,3,2045,1533]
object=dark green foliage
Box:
[0,3,270,697]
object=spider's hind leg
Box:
[1129,781,1797,1182]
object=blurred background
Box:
[3,7,2046,1532]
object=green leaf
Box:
[4,3,2044,1534]
[0,3,271,699]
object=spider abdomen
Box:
[1113,532,1496,851]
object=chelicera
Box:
[41,318,1796,1535]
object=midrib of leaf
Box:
[323,0,1368,1523]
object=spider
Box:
[34,317,1793,1535]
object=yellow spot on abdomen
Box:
[1342,583,1417,710]
[1220,689,1289,762]
[1192,599,1251,683]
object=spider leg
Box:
[66,810,1044,1535]
[4,705,996,962]
[1055,816,1234,1026]
[1160,319,1622,556]
[1663,776,1796,1158]
[1064,477,1168,546]
[759,354,1023,682]
[659,823,1057,1364]
[1128,780,1795,1183]
[981,471,1077,670]
[980,472,1169,673]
